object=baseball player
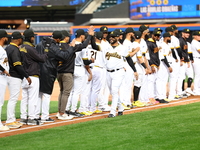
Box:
[105,30,137,117]
[133,25,151,107]
[165,26,183,100]
[185,41,194,95]
[131,31,151,106]
[191,31,200,95]
[35,30,89,123]
[98,26,111,112]
[147,30,169,103]
[6,31,32,128]
[20,29,48,125]
[178,28,194,96]
[78,39,94,115]
[155,32,173,101]
[120,27,139,108]
[65,29,94,117]
[87,31,106,113]
[0,30,10,131]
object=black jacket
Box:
[20,41,48,76]
[36,37,75,94]
[6,43,29,79]
[57,42,76,74]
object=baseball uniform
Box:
[120,39,134,106]
[191,33,200,95]
[0,45,9,129]
[20,40,47,125]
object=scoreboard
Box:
[0,0,86,7]
[130,0,200,19]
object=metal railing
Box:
[76,0,93,13]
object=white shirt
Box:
[161,42,173,63]
[170,35,180,59]
[131,41,143,63]
[191,39,200,57]
[0,45,9,73]
[105,44,127,70]
[140,38,149,60]
[75,41,84,66]
[91,43,106,68]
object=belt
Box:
[32,75,39,78]
[94,65,103,69]
[75,65,82,67]
[194,57,200,59]
[107,68,123,73]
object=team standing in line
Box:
[0,25,200,131]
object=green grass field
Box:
[1,102,200,150]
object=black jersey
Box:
[147,38,160,67]
[6,43,28,79]
[179,36,189,62]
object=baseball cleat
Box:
[185,88,195,96]
[122,103,130,110]
[5,122,21,129]
[93,110,102,114]
[0,125,10,131]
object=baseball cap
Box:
[100,26,108,33]
[171,24,178,30]
[0,30,10,38]
[154,28,163,32]
[163,32,171,37]
[75,29,85,37]
[23,29,37,37]
[139,24,149,32]
[165,27,174,32]
[52,31,63,39]
[11,31,23,39]
[182,28,190,33]
[193,31,200,36]
[125,27,134,34]
[61,30,70,37]
[153,30,161,36]
[134,31,142,39]
[95,31,103,40]
[110,30,119,37]
[114,29,123,35]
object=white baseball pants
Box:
[20,76,39,120]
[66,66,86,112]
[134,62,148,102]
[168,60,181,99]
[35,92,51,120]
[6,76,22,123]
[88,67,104,112]
[192,58,200,95]
[0,74,7,127]
[155,61,169,99]
[107,69,125,116]
[79,73,91,112]
[98,68,110,109]
[119,64,134,106]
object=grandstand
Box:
[0,0,200,38]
